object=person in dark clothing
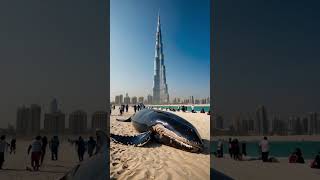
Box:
[242,141,247,157]
[228,138,233,158]
[137,105,140,111]
[49,136,59,160]
[125,104,128,112]
[87,136,96,157]
[200,108,205,113]
[10,138,16,154]
[0,135,9,169]
[40,136,48,165]
[133,105,137,113]
[76,136,86,162]
[311,153,320,169]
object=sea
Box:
[149,105,210,112]
[212,141,320,159]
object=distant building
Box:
[255,105,268,135]
[50,98,58,113]
[124,93,130,104]
[138,97,144,103]
[131,96,137,104]
[92,111,107,130]
[69,110,87,134]
[44,112,65,134]
[147,95,153,104]
[152,13,169,104]
[115,96,120,105]
[16,104,41,135]
[119,94,123,104]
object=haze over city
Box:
[0,1,107,128]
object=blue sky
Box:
[110,0,210,100]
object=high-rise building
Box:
[43,98,64,134]
[115,96,120,105]
[124,93,130,104]
[119,94,123,104]
[147,94,153,104]
[44,112,65,134]
[16,104,41,135]
[255,105,268,135]
[69,110,87,134]
[138,97,144,103]
[92,111,107,130]
[50,98,58,113]
[131,96,137,104]
[152,13,169,104]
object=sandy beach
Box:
[213,156,320,180]
[213,135,320,142]
[110,107,210,180]
[0,138,88,180]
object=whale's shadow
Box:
[139,138,211,155]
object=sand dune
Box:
[110,108,210,180]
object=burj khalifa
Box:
[152,13,169,104]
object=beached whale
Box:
[60,130,108,180]
[111,108,204,153]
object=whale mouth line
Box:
[152,124,203,152]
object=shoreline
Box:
[213,135,320,142]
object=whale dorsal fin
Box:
[111,131,151,146]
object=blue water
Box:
[212,141,320,159]
[150,105,210,112]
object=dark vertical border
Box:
[210,0,214,179]
[103,0,110,178]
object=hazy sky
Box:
[0,1,107,128]
[214,0,320,122]
[110,0,210,101]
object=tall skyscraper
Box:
[255,105,268,135]
[153,12,169,104]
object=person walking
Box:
[133,105,137,113]
[259,136,270,162]
[28,136,42,171]
[87,136,96,157]
[40,136,48,165]
[10,138,16,154]
[228,138,233,158]
[49,136,59,161]
[126,104,129,112]
[76,136,86,162]
[0,135,9,169]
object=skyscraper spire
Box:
[153,11,169,104]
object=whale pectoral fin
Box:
[111,131,151,146]
[116,117,131,122]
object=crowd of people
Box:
[214,136,320,169]
[0,134,98,171]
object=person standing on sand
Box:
[10,138,16,154]
[241,141,247,157]
[228,138,233,158]
[259,136,269,162]
[87,136,96,157]
[0,135,10,169]
[40,136,48,165]
[133,105,137,113]
[50,136,59,161]
[76,136,86,162]
[126,104,128,112]
[28,136,42,171]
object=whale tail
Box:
[111,131,151,146]
[116,117,131,122]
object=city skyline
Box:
[214,0,320,121]
[0,1,107,128]
[110,0,210,99]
